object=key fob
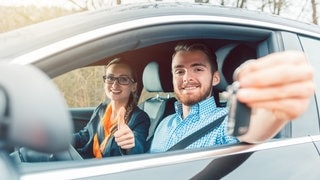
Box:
[226,81,251,136]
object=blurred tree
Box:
[195,0,209,3]
[311,0,318,24]
[260,0,286,15]
[0,6,78,33]
[68,0,122,10]
[236,0,246,8]
[53,66,106,107]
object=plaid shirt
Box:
[150,97,239,153]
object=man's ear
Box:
[212,71,220,86]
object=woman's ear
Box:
[212,71,220,86]
[131,82,137,93]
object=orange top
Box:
[93,104,118,158]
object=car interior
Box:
[1,35,284,166]
[3,40,260,164]
[139,61,177,149]
[139,42,257,149]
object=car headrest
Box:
[214,44,257,92]
[0,63,73,153]
[142,61,164,92]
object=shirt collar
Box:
[175,96,218,118]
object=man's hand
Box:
[236,51,315,143]
[114,107,135,150]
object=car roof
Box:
[1,2,319,63]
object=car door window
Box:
[298,35,320,134]
[53,66,106,108]
[299,35,320,110]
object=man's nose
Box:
[183,70,193,82]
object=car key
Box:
[226,81,251,136]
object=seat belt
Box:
[167,114,227,151]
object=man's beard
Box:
[174,86,212,106]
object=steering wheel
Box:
[10,145,83,163]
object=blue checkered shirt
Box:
[150,97,239,153]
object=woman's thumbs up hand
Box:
[114,107,135,150]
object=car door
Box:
[69,107,95,132]
[54,13,319,180]
[219,30,320,179]
[101,29,320,180]
[298,33,320,155]
[39,29,319,180]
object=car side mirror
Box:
[0,63,73,153]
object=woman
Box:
[73,58,150,159]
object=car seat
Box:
[213,43,257,107]
[139,61,176,149]
[213,43,288,139]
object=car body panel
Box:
[17,136,320,179]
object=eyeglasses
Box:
[102,75,135,85]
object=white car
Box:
[1,2,320,179]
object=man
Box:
[150,43,314,153]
